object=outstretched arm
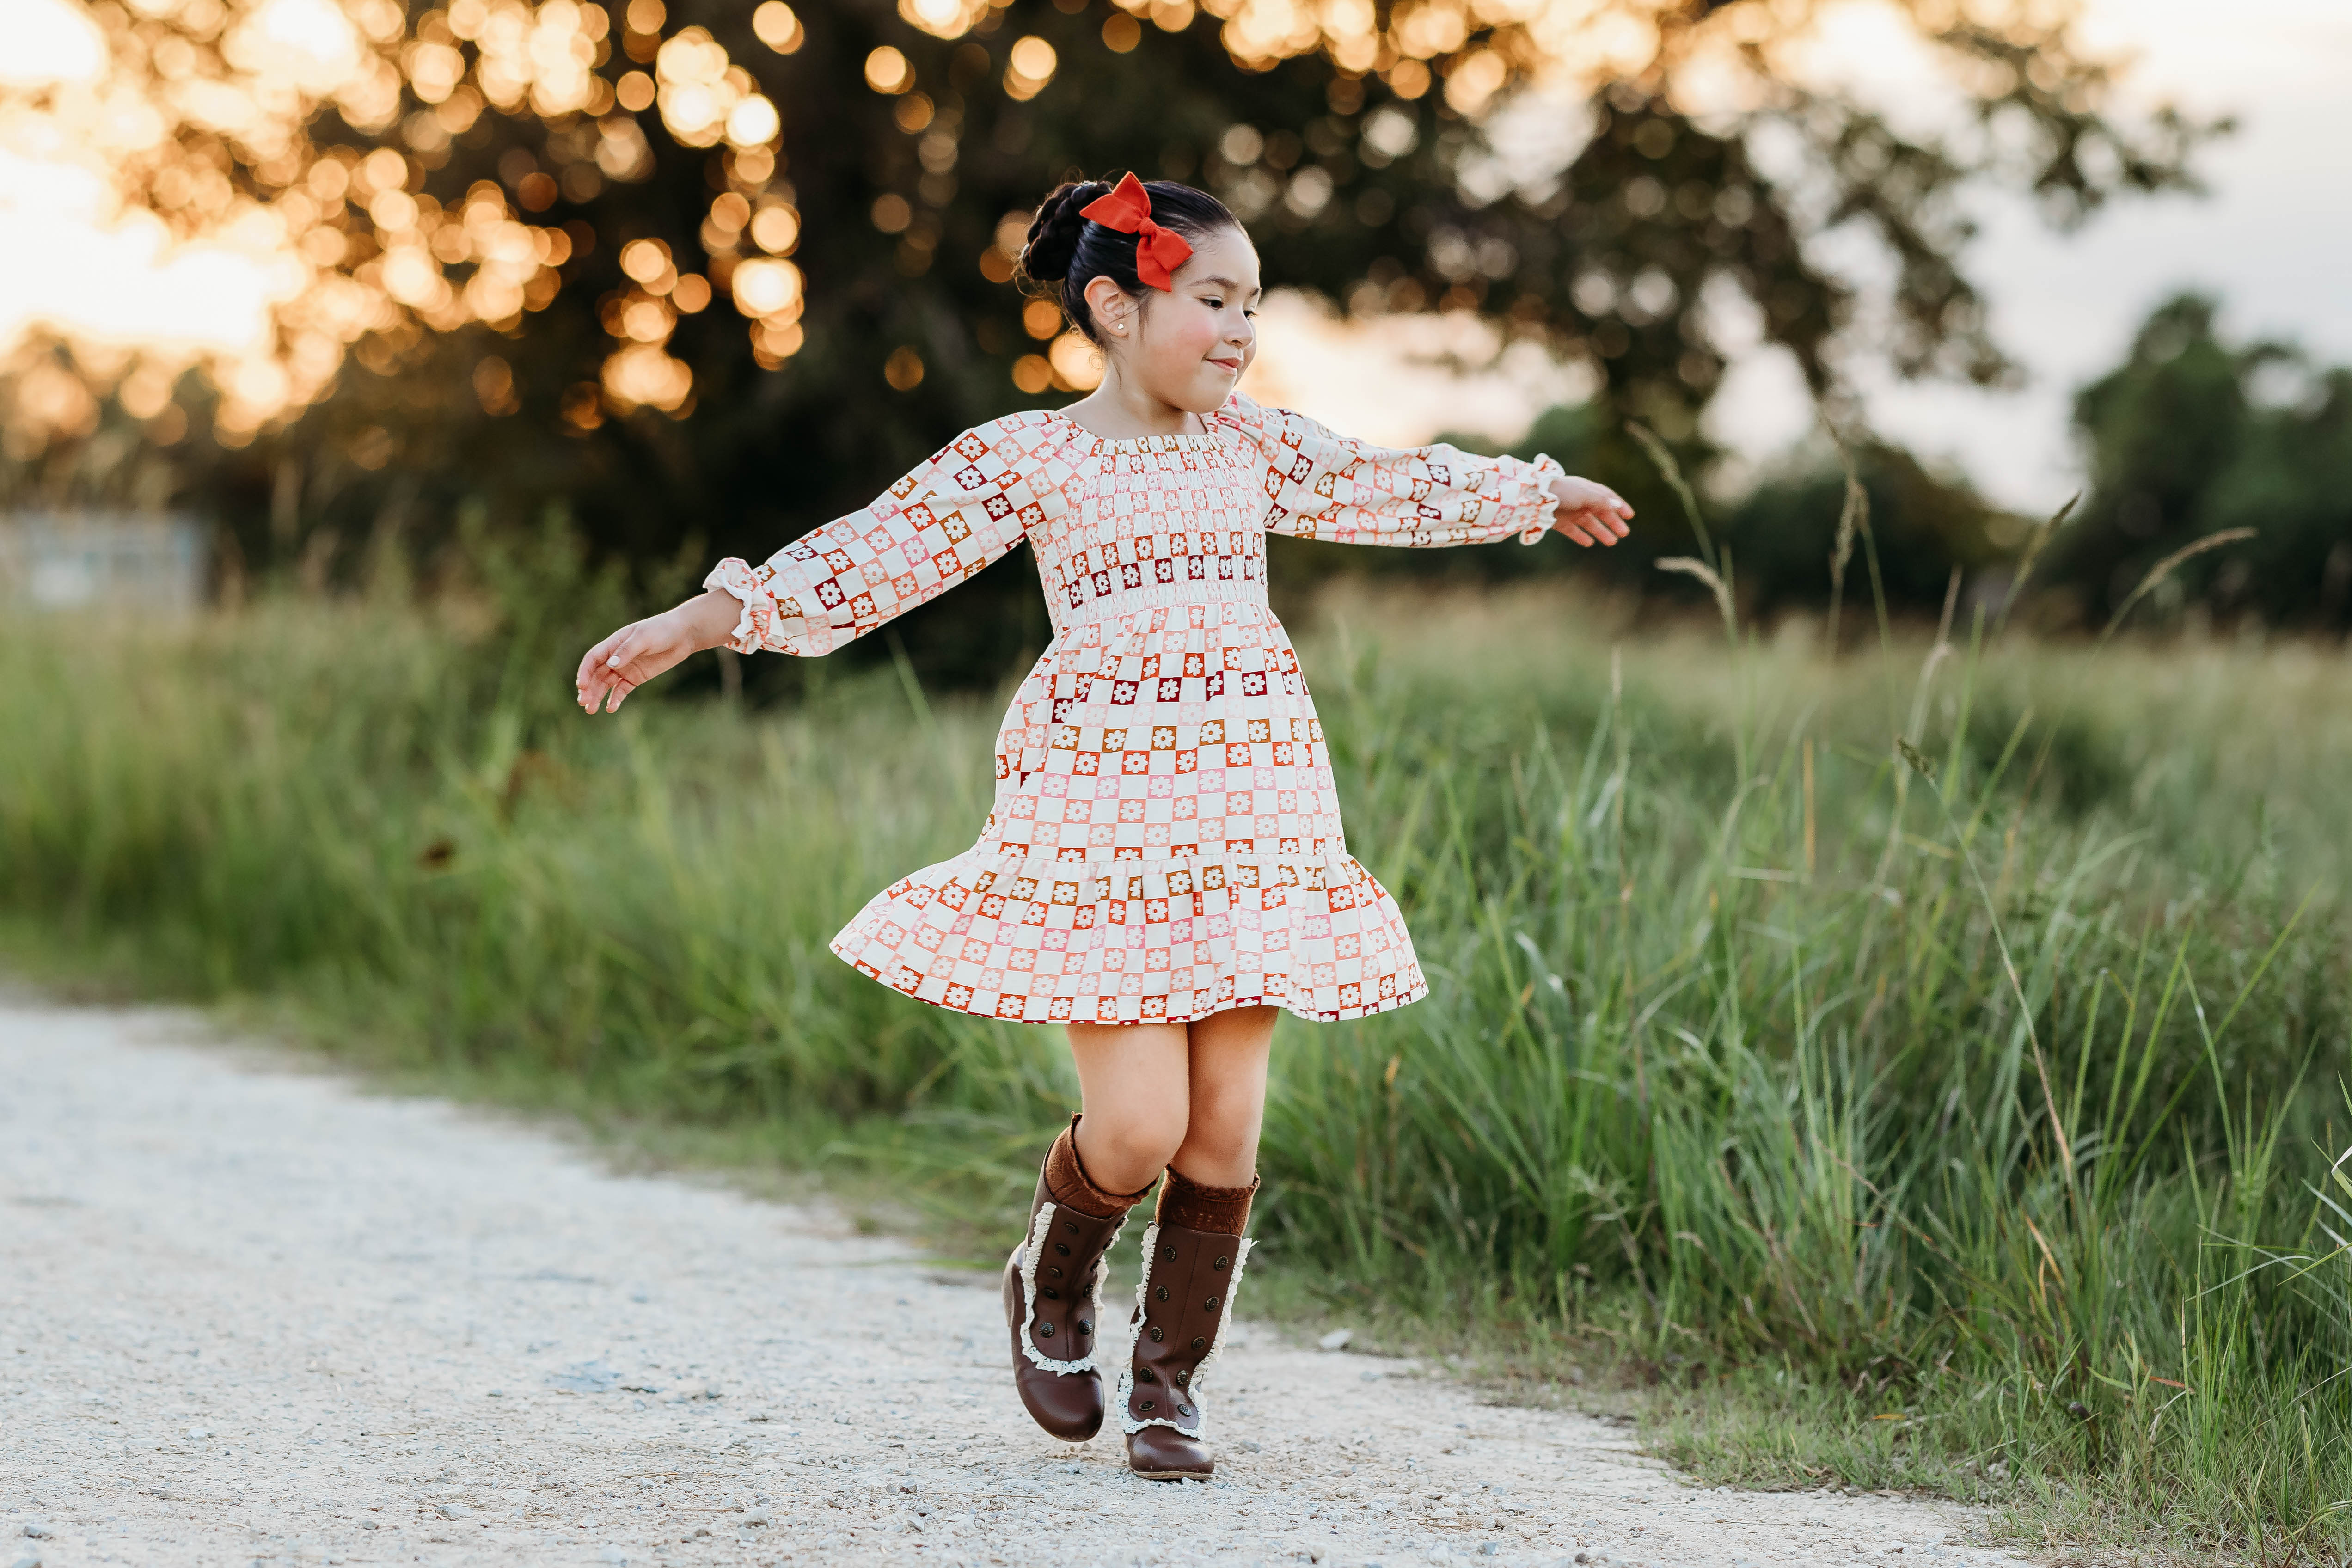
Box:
[576,588,741,714]
[1218,393,1630,550]
[576,420,1049,714]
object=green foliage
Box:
[1717,442,2004,618]
[2057,294,2352,630]
[5,574,2352,1559]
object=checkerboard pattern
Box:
[709,394,1565,1024]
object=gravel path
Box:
[0,998,2033,1568]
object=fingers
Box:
[1572,503,1630,544]
[1549,478,1635,549]
[1587,491,1633,537]
[1554,506,1630,548]
[577,625,639,715]
[575,636,615,697]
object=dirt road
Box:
[0,998,2030,1568]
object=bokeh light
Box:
[0,0,792,435]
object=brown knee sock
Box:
[1155,1166,1258,1235]
[1043,1115,1152,1219]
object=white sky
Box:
[5,0,2346,509]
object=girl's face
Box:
[1090,226,1261,413]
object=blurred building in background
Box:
[0,513,208,614]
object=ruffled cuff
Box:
[703,557,778,654]
[1506,454,1569,545]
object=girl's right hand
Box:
[576,588,741,714]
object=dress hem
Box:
[825,937,1430,1026]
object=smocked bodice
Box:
[1021,417,1271,640]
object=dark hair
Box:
[1015,176,1240,345]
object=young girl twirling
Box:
[576,172,1632,1480]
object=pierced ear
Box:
[1082,275,1134,339]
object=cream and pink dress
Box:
[706,392,1564,1026]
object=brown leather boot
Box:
[1003,1118,1143,1442]
[1119,1170,1258,1480]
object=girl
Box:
[575,172,1633,1481]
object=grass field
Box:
[6,534,2350,1563]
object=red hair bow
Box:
[1078,172,1194,292]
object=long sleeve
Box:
[705,418,1051,657]
[1214,392,1566,548]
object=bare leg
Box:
[1065,1021,1191,1194]
[1171,1004,1278,1187]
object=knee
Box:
[1172,1098,1262,1185]
[1075,1109,1184,1193]
[1171,1123,1257,1186]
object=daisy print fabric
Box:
[705,392,1565,1026]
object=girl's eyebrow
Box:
[1196,274,1263,296]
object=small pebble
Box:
[1317,1329,1354,1351]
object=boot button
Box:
[1213,1255,1228,1270]
[1064,1219,1079,1235]
[1161,1245,1177,1261]
[1204,1296,1220,1311]
[1139,1399,1156,1413]
[1048,1266,1063,1279]
[1055,1243,1071,1256]
[1077,1319,1091,1335]
[1038,1323,1054,1337]
[1137,1367,1156,1382]
[1190,1336,1206,1350]
[1178,1404,1195,1417]
[1174,1369,1189,1386]
[1149,1326,1164,1342]
[1042,1286,1059,1300]
[1154,1286,1168,1302]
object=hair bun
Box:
[1017,179,1107,289]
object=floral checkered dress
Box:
[706,392,1564,1026]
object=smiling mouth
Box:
[1207,358,1242,372]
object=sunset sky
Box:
[3,0,2346,508]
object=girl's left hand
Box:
[1547,474,1634,547]
[575,588,741,715]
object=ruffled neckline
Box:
[1036,404,1239,453]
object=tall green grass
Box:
[4,536,2349,1560]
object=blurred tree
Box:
[1714,440,2000,620]
[2050,294,2352,631]
[4,0,2216,682]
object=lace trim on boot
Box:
[1016,1200,1127,1377]
[1114,1222,1255,1438]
